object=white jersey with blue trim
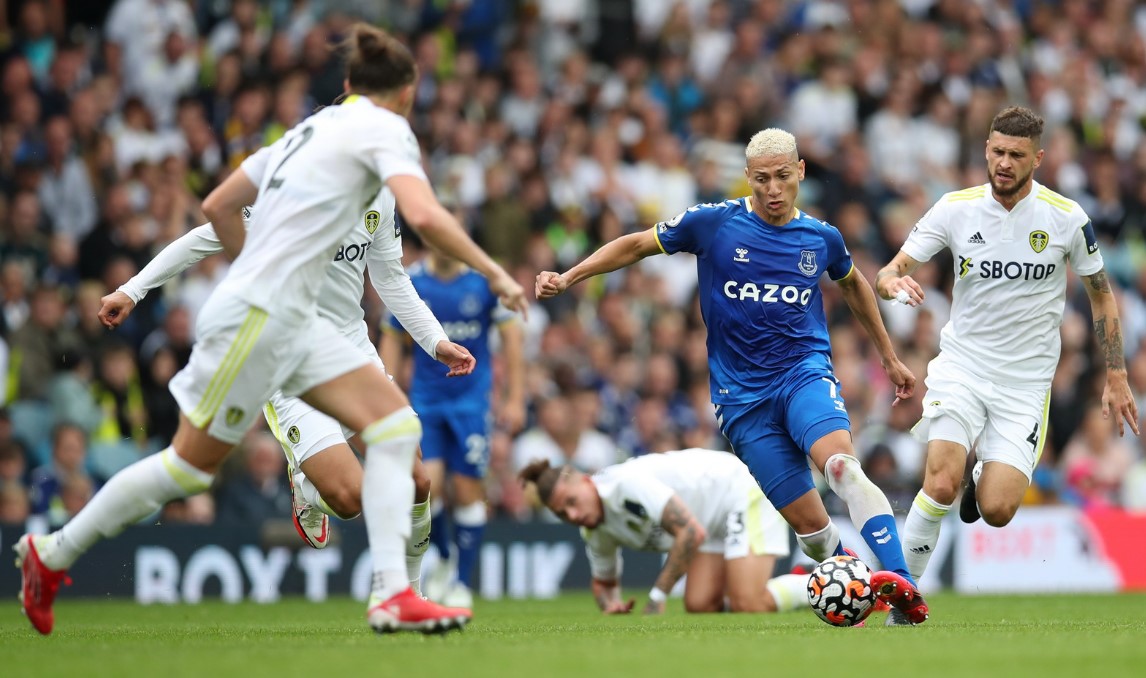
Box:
[902,181,1104,386]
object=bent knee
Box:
[684,595,723,613]
[977,496,1020,527]
[924,472,962,505]
[324,486,362,519]
[728,591,774,613]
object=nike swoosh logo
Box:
[313,520,328,544]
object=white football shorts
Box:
[702,483,791,560]
[264,332,388,467]
[169,294,372,444]
[912,353,1051,481]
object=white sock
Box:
[407,496,432,595]
[295,470,340,518]
[361,407,421,600]
[795,521,841,562]
[42,447,212,570]
[902,491,951,581]
[824,453,895,528]
[765,574,811,612]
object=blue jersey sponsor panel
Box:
[654,199,853,404]
[388,264,506,411]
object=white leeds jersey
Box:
[222,95,425,322]
[582,449,758,577]
[902,181,1104,386]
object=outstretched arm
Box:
[99,224,225,328]
[837,269,915,403]
[387,175,526,315]
[875,250,925,305]
[646,495,706,615]
[1081,269,1139,436]
[496,319,527,434]
[536,229,663,299]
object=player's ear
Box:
[1033,148,1044,169]
[343,78,351,94]
[797,158,806,180]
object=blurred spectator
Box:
[1060,403,1136,509]
[36,116,98,241]
[214,432,292,526]
[6,284,80,401]
[161,493,216,525]
[29,423,92,524]
[0,438,31,487]
[512,394,620,474]
[0,480,31,524]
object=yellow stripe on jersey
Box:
[1036,192,1072,212]
[946,187,987,202]
[746,486,768,556]
[651,226,668,254]
[832,261,856,281]
[1034,389,1051,464]
[188,308,269,427]
[1039,187,1071,204]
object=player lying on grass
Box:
[97,188,467,596]
[520,449,810,614]
[536,128,927,624]
[876,106,1139,624]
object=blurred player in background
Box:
[519,449,808,615]
[98,189,453,596]
[17,23,526,635]
[382,239,526,609]
[877,106,1139,624]
[536,128,928,624]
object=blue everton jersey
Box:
[654,198,854,404]
[387,263,511,411]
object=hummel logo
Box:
[871,527,892,545]
[967,232,986,244]
[734,247,749,263]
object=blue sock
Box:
[833,541,848,557]
[454,502,487,589]
[430,502,450,559]
[860,514,916,586]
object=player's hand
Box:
[1103,370,1140,436]
[98,291,136,329]
[491,271,529,319]
[882,274,925,307]
[535,271,568,299]
[602,598,635,615]
[498,399,527,434]
[883,357,916,405]
[435,341,476,377]
[642,598,665,615]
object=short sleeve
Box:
[617,475,675,525]
[653,200,734,257]
[823,225,855,281]
[366,116,428,183]
[900,199,950,263]
[1067,217,1104,277]
[583,528,623,580]
[239,143,275,187]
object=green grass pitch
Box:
[3,594,1145,677]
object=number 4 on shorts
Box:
[1026,422,1039,450]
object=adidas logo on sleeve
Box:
[967,232,986,244]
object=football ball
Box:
[806,555,876,627]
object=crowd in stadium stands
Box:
[1,0,1145,532]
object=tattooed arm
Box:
[645,496,707,615]
[591,578,634,614]
[1081,268,1140,436]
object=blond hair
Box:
[745,128,798,160]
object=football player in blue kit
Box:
[536,128,928,624]
[383,244,525,609]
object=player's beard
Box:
[988,166,1032,197]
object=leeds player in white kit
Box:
[519,450,809,615]
[877,107,1138,619]
[97,188,455,591]
[17,24,527,635]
